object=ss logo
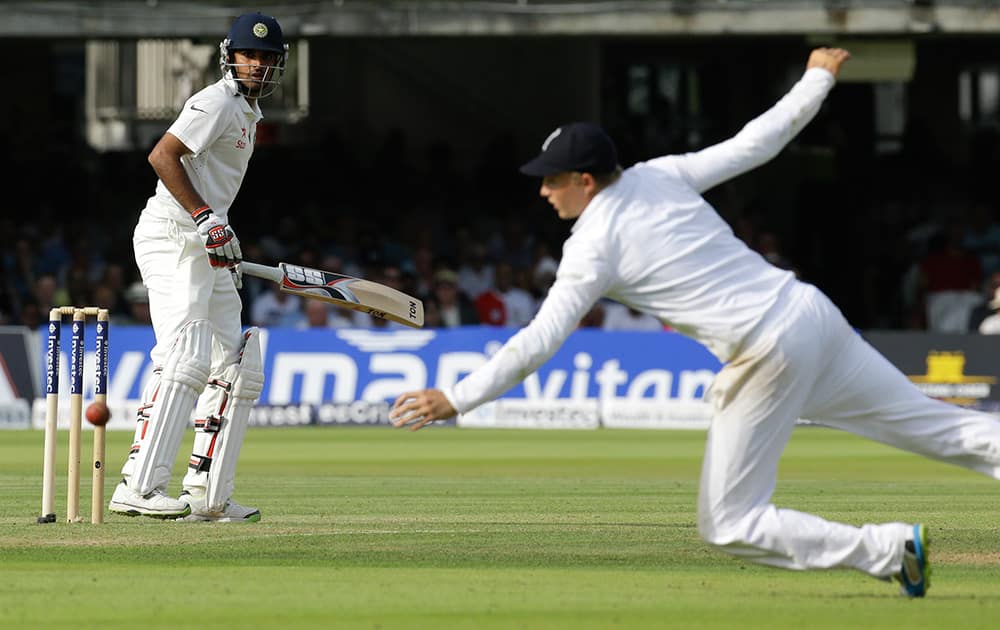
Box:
[285,265,326,286]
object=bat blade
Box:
[240,261,424,328]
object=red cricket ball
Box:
[85,401,111,427]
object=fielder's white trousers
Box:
[699,281,1000,577]
[133,213,243,368]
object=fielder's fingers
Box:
[391,391,418,411]
[392,409,426,429]
[389,394,417,419]
[390,401,424,428]
[399,408,431,431]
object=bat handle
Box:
[239,261,284,283]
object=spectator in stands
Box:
[410,245,436,299]
[422,297,443,328]
[457,240,494,300]
[18,299,42,331]
[474,259,538,328]
[98,262,132,316]
[64,265,93,309]
[433,269,479,327]
[294,299,353,330]
[473,289,505,326]
[531,258,558,306]
[92,285,132,326]
[977,287,1000,334]
[251,281,302,328]
[32,274,63,314]
[124,281,152,326]
[380,263,405,293]
[967,270,1000,332]
[494,261,536,327]
[918,221,982,333]
[529,241,558,287]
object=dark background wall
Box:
[2,33,999,330]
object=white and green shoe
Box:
[177,489,261,523]
[108,479,191,520]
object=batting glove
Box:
[193,206,242,268]
[230,264,243,290]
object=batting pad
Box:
[183,327,264,511]
[129,320,212,495]
[119,368,161,480]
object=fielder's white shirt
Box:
[446,68,836,414]
[143,78,263,224]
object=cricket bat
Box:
[239,261,425,328]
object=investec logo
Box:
[94,322,107,395]
[45,322,58,394]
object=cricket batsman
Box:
[108,12,288,522]
[391,47,1000,596]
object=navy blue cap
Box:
[226,13,285,53]
[519,122,618,177]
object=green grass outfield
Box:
[1,426,998,628]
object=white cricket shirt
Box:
[143,78,263,224]
[446,68,836,414]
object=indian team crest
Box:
[253,22,268,38]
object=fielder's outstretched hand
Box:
[806,47,851,78]
[390,389,457,431]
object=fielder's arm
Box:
[648,47,850,194]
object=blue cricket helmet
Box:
[226,12,285,53]
[219,12,289,98]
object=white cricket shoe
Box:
[108,479,192,519]
[177,488,261,523]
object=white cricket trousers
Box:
[698,281,1000,577]
[133,213,243,367]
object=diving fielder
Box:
[109,13,288,521]
[391,48,1000,596]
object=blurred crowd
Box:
[4,120,1000,335]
